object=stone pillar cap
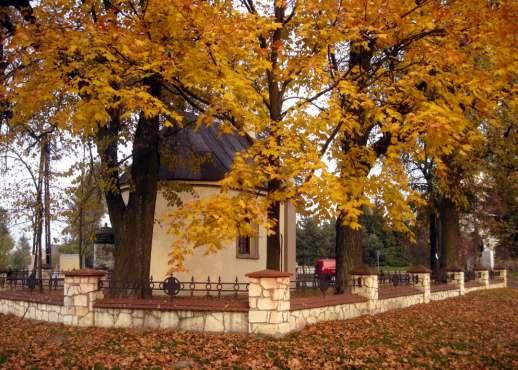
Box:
[474,265,488,271]
[407,265,432,273]
[493,266,506,270]
[246,269,292,278]
[64,268,106,277]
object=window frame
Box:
[236,229,259,260]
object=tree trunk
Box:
[429,207,440,276]
[266,199,281,270]
[439,197,460,271]
[335,213,363,293]
[78,205,84,268]
[111,110,159,298]
[97,78,161,298]
[266,178,281,270]
[43,139,51,268]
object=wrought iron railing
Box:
[464,270,482,282]
[101,275,249,298]
[378,271,419,288]
[431,271,455,285]
[489,270,504,281]
[290,272,336,295]
[0,270,63,291]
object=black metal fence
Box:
[290,271,336,295]
[0,270,64,291]
[489,270,504,281]
[464,270,482,283]
[431,271,455,285]
[101,275,249,298]
[378,271,419,288]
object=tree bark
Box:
[266,197,281,270]
[429,207,440,276]
[264,4,285,271]
[335,213,363,293]
[78,204,84,268]
[97,78,161,298]
[439,196,460,270]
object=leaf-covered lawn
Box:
[0,289,517,369]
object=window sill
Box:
[236,255,260,260]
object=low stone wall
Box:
[0,297,64,323]
[289,301,369,332]
[375,293,423,314]
[465,285,487,294]
[0,267,509,337]
[489,282,506,289]
[430,289,459,301]
[94,307,248,333]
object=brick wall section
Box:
[408,266,432,303]
[0,298,64,323]
[492,268,507,287]
[448,271,465,295]
[476,269,490,289]
[349,268,378,313]
[246,269,291,337]
[63,269,105,327]
[94,307,248,332]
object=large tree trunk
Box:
[429,207,440,276]
[97,79,160,298]
[112,111,159,298]
[264,4,285,272]
[439,197,460,271]
[266,177,281,270]
[335,213,363,293]
[266,199,281,270]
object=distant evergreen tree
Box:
[361,208,410,268]
[297,210,414,268]
[296,217,335,265]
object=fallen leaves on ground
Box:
[0,289,517,369]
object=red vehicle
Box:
[314,259,336,280]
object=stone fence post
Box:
[407,266,431,303]
[63,269,105,327]
[493,267,507,287]
[349,266,378,313]
[246,269,292,337]
[475,267,489,289]
[447,269,465,295]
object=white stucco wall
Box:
[59,254,80,272]
[150,185,267,283]
[121,183,296,283]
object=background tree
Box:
[9,235,31,270]
[296,217,335,266]
[0,208,14,270]
[61,146,105,268]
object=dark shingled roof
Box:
[158,117,250,182]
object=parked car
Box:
[314,259,336,281]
